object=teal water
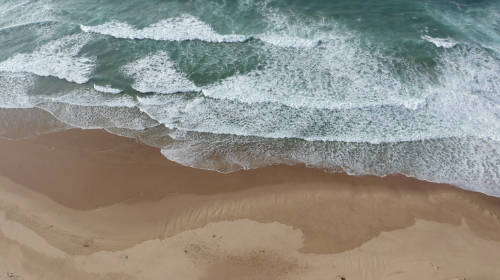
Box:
[0,0,499,195]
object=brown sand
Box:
[0,129,499,280]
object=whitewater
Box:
[0,0,499,196]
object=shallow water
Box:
[0,0,499,196]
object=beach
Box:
[0,128,499,280]
[1,0,500,278]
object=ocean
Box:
[0,0,499,196]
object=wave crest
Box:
[81,15,248,43]
[0,34,95,84]
[422,35,457,48]
[123,51,199,94]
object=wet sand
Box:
[0,129,499,279]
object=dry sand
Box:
[0,129,499,280]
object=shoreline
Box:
[1,128,498,208]
[0,128,500,279]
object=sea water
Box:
[0,0,499,196]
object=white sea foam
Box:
[427,46,500,140]
[38,102,156,130]
[135,43,500,147]
[93,84,122,94]
[1,2,499,197]
[36,87,155,129]
[159,131,500,197]
[201,69,424,111]
[152,41,500,197]
[127,29,444,143]
[202,33,425,111]
[0,73,155,130]
[421,35,457,48]
[0,74,37,108]
[123,51,199,94]
[0,0,56,30]
[51,87,136,108]
[197,11,429,111]
[0,34,95,84]
[80,14,334,49]
[81,15,248,43]
[137,90,452,145]
[426,3,500,53]
[257,34,321,48]
[0,0,31,17]
[255,8,329,49]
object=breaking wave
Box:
[0,0,499,197]
[0,34,95,84]
[80,15,248,43]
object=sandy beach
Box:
[1,0,500,278]
[0,128,499,280]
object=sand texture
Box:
[0,129,499,280]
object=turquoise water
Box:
[0,0,499,195]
